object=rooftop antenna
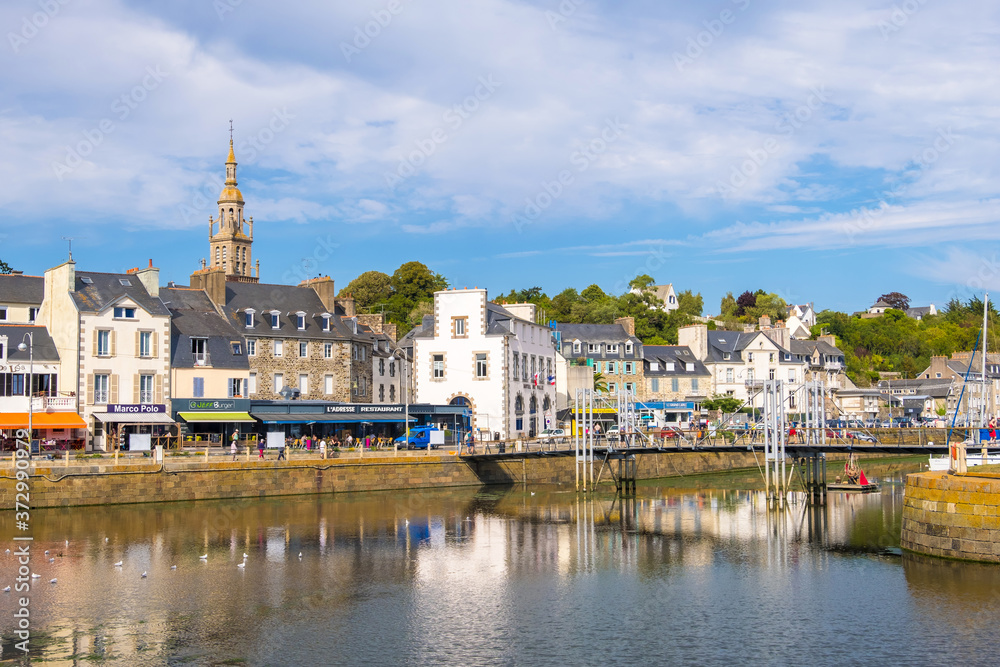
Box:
[229,119,234,142]
[61,236,75,260]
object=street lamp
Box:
[17,333,34,455]
[393,348,410,454]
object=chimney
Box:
[818,334,837,347]
[356,313,385,335]
[135,259,159,298]
[190,266,227,307]
[299,276,336,312]
[614,316,635,337]
[678,324,708,361]
[337,296,356,317]
[758,315,772,329]
[762,326,790,350]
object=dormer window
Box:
[588,343,600,354]
[666,362,675,371]
[231,342,242,355]
[113,307,136,319]
[296,312,306,330]
[572,340,581,354]
[723,352,731,360]
[245,309,255,328]
[270,312,280,329]
[322,313,331,332]
[686,363,694,372]
[624,342,633,354]
[649,362,659,371]
[606,344,619,354]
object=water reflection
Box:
[2,457,998,665]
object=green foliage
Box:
[702,395,743,413]
[391,261,448,301]
[735,290,756,316]
[878,292,910,310]
[676,289,703,316]
[593,371,609,393]
[719,292,737,317]
[628,274,655,293]
[339,261,449,335]
[339,270,392,308]
[0,258,12,274]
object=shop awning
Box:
[92,412,175,424]
[0,412,87,429]
[178,412,256,423]
[250,413,413,424]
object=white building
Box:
[403,289,556,440]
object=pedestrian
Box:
[346,433,354,449]
[277,443,286,461]
[320,438,327,459]
[258,440,265,460]
[990,418,997,443]
[230,439,237,461]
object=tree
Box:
[702,395,743,413]
[593,371,608,393]
[0,258,12,274]
[735,290,757,316]
[339,270,392,308]
[391,261,448,302]
[580,284,610,303]
[878,292,910,311]
[676,290,703,317]
[628,274,655,293]
[719,292,737,317]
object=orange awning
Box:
[0,412,87,429]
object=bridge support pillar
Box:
[801,452,827,504]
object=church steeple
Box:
[207,125,257,282]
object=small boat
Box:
[829,454,878,492]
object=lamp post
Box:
[394,348,409,454]
[17,333,34,455]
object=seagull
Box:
[65,540,69,546]
[298,552,302,559]
[199,554,208,560]
[2,586,10,592]
[530,492,535,496]
[105,538,109,543]
[141,571,147,578]
[114,561,123,567]
[243,553,249,559]
[44,550,49,554]
[237,562,246,569]
[50,578,57,584]
[170,565,177,570]
[48,558,54,563]
[31,573,40,579]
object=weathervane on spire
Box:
[229,119,233,142]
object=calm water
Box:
[2,458,1000,666]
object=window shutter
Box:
[110,330,117,357]
[133,374,140,403]
[135,332,140,358]
[92,330,98,357]
[110,374,119,404]
[155,375,163,403]
[153,332,159,358]
[86,373,94,405]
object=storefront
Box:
[173,398,255,445]
[90,403,177,451]
[0,410,87,452]
[638,401,698,428]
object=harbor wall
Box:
[901,472,1000,563]
[1,451,762,509]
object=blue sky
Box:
[2,0,999,316]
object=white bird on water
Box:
[3,586,10,592]
[298,552,302,559]
[49,579,57,584]
[237,562,246,569]
[44,550,49,555]
[49,558,54,563]
[140,572,147,578]
[199,554,208,560]
[30,573,40,579]
[114,561,123,567]
[170,565,177,570]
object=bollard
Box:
[205,447,210,461]
[65,450,69,467]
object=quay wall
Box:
[0,451,762,509]
[901,472,1000,563]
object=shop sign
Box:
[324,404,405,414]
[177,398,250,412]
[107,403,166,414]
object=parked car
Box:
[606,425,620,441]
[539,428,566,444]
[394,425,444,450]
[846,431,877,443]
[659,426,683,440]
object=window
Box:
[686,362,694,372]
[273,372,284,393]
[94,374,109,403]
[113,307,136,319]
[119,278,131,286]
[625,342,633,354]
[245,312,254,328]
[274,340,283,357]
[651,378,659,392]
[723,352,731,360]
[299,373,308,395]
[476,353,487,378]
[379,384,385,401]
[297,313,306,330]
[531,356,536,381]
[389,385,395,401]
[433,354,444,379]
[649,362,659,372]
[322,314,331,332]
[513,353,520,380]
[270,312,280,329]
[97,330,111,356]
[671,378,679,392]
[692,378,699,391]
[192,376,204,398]
[522,353,528,381]
[248,372,257,394]
[625,382,634,393]
[607,361,616,374]
[588,343,600,354]
[788,369,796,383]
[389,360,396,377]
[324,375,334,394]
[379,358,385,376]
[191,338,207,366]
[608,382,617,393]
[666,362,675,371]
[28,307,38,322]
[139,331,151,357]
[606,344,619,354]
[139,375,154,403]
[624,362,634,375]
[231,342,242,355]
[229,378,243,398]
[768,368,775,380]
[572,341,581,354]
[247,340,256,356]
[324,342,333,359]
[726,368,734,383]
[769,353,775,362]
[747,368,755,381]
[299,341,308,357]
[454,317,466,337]
[0,307,6,320]
[748,352,754,362]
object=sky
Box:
[2,0,999,316]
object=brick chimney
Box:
[134,258,159,298]
[299,276,336,312]
[190,266,227,307]
[614,316,635,337]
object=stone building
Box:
[0,273,44,324]
[555,318,644,396]
[204,138,259,281]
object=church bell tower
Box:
[207,125,258,281]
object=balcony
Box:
[192,352,211,367]
[31,396,76,412]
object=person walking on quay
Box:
[277,443,286,461]
[320,437,327,459]
[230,438,237,461]
[258,439,265,460]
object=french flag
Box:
[547,375,556,385]
[533,372,539,387]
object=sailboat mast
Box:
[984,293,989,428]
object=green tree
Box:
[878,292,910,310]
[628,274,655,293]
[702,395,743,413]
[580,284,610,303]
[719,292,737,317]
[339,270,392,308]
[391,261,448,302]
[593,371,608,393]
[676,289,703,316]
[735,290,756,316]
[0,258,12,274]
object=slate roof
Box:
[71,271,170,316]
[905,306,934,319]
[705,330,802,364]
[876,377,953,399]
[642,345,710,377]
[0,275,44,305]
[555,323,641,359]
[162,287,249,371]
[0,324,60,362]
[221,281,374,344]
[789,339,843,360]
